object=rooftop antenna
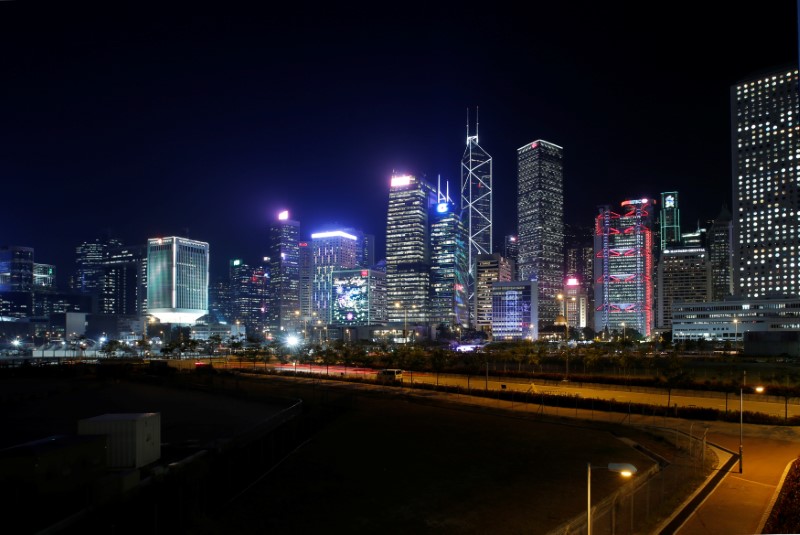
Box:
[466,107,470,145]
[476,105,479,143]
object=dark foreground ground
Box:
[2,368,703,534]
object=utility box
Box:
[78,413,161,469]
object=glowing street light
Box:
[587,462,637,535]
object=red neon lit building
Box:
[593,199,654,338]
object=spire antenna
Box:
[476,106,479,143]
[466,107,470,145]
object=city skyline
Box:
[1,4,797,282]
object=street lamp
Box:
[739,384,765,473]
[587,462,637,535]
[733,317,739,351]
[621,322,626,343]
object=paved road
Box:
[174,358,800,419]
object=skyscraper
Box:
[147,237,209,324]
[311,230,360,323]
[656,247,710,330]
[331,268,387,326]
[102,243,147,316]
[267,210,300,334]
[386,174,436,325]
[517,140,564,327]
[229,259,268,336]
[474,253,513,333]
[460,111,493,321]
[660,192,681,250]
[732,67,800,298]
[709,205,733,300]
[429,196,468,330]
[594,200,654,337]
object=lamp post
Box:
[587,462,637,535]
[739,384,765,473]
[621,322,626,344]
[733,317,739,351]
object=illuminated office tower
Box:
[656,247,710,330]
[267,211,300,333]
[660,192,681,250]
[0,246,34,292]
[102,244,147,316]
[386,174,436,325]
[562,277,589,330]
[331,268,387,326]
[594,200,654,337]
[311,229,360,323]
[430,195,469,330]
[491,281,538,341]
[732,67,800,298]
[709,205,733,300]
[33,263,56,291]
[147,237,209,324]
[0,246,34,318]
[475,253,513,333]
[460,110,493,317]
[517,140,564,327]
[229,259,268,336]
[73,238,121,295]
[503,235,518,280]
[298,242,313,319]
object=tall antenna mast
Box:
[476,106,479,143]
[466,107,470,145]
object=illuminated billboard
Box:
[331,269,387,325]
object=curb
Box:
[756,458,796,534]
[654,442,738,534]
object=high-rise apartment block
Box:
[517,140,564,327]
[147,237,209,324]
[732,67,800,298]
[386,174,436,325]
[594,200,654,337]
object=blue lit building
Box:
[430,197,468,330]
[491,281,538,340]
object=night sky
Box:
[1,3,797,283]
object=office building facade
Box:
[331,268,387,326]
[311,230,361,323]
[656,247,711,330]
[517,140,564,327]
[474,253,513,332]
[732,67,800,298]
[429,199,469,329]
[594,199,654,337]
[491,281,538,341]
[709,205,734,300]
[147,237,209,324]
[386,174,436,325]
[267,211,301,333]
